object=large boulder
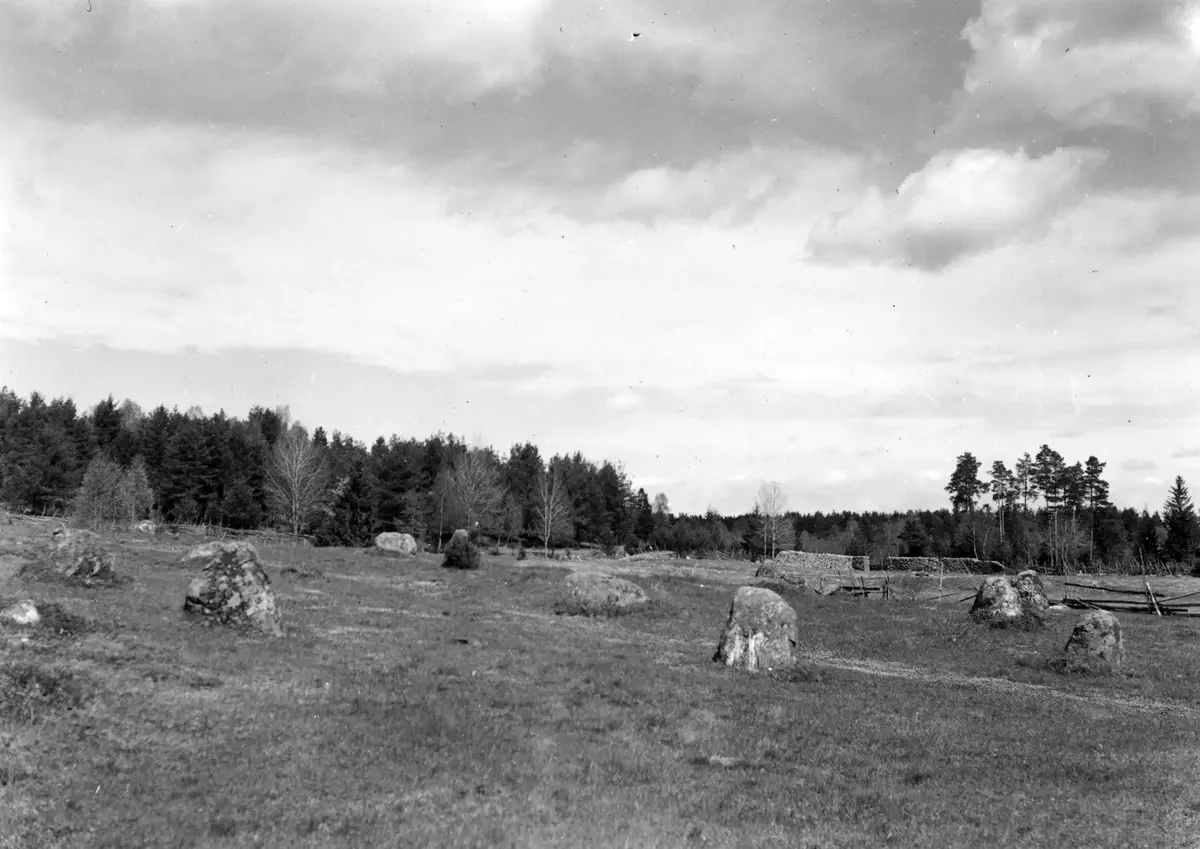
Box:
[562,572,649,615]
[39,527,117,585]
[182,541,282,636]
[713,586,798,673]
[969,576,1022,622]
[375,532,418,555]
[1064,610,1123,668]
[1014,570,1049,616]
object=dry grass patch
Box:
[0,530,1198,846]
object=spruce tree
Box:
[1163,476,1200,567]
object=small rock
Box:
[713,586,797,672]
[563,572,649,614]
[969,576,1022,622]
[1,599,40,626]
[375,532,418,555]
[1065,610,1123,667]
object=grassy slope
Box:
[0,528,1198,848]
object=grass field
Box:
[2,521,1199,847]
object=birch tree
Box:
[264,425,328,537]
[756,481,794,559]
[449,448,504,531]
[534,466,572,557]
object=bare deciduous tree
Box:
[265,425,328,537]
[449,449,504,531]
[534,466,572,557]
[757,480,794,559]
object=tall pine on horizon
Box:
[1163,476,1200,568]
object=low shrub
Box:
[442,531,481,571]
[0,662,88,723]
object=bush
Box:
[0,662,88,723]
[33,601,93,638]
[442,530,481,570]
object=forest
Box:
[1,387,1197,574]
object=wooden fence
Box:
[1060,580,1200,617]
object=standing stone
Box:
[182,541,282,637]
[1014,570,1049,616]
[375,532,418,555]
[41,527,117,584]
[969,576,1022,622]
[713,586,798,672]
[1064,610,1123,667]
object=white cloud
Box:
[957,0,1200,128]
[597,147,862,223]
[806,146,1107,270]
[608,390,643,410]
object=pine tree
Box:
[1014,452,1038,512]
[989,460,1016,547]
[1032,445,1067,572]
[945,452,988,514]
[90,395,123,455]
[1083,456,1110,567]
[742,505,765,561]
[220,479,262,530]
[322,460,376,546]
[898,517,930,557]
[1163,476,1200,568]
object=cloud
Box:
[1173,448,1200,458]
[951,0,1200,131]
[806,146,1106,270]
[608,390,643,411]
[595,147,861,224]
[1047,191,1200,254]
[1121,458,1157,472]
[0,0,886,110]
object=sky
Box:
[2,0,1199,516]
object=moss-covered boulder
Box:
[182,541,282,637]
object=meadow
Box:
[1,520,1199,848]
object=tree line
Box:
[941,446,1200,573]
[2,388,1197,572]
[0,388,653,553]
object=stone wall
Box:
[885,556,1005,574]
[774,551,870,572]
